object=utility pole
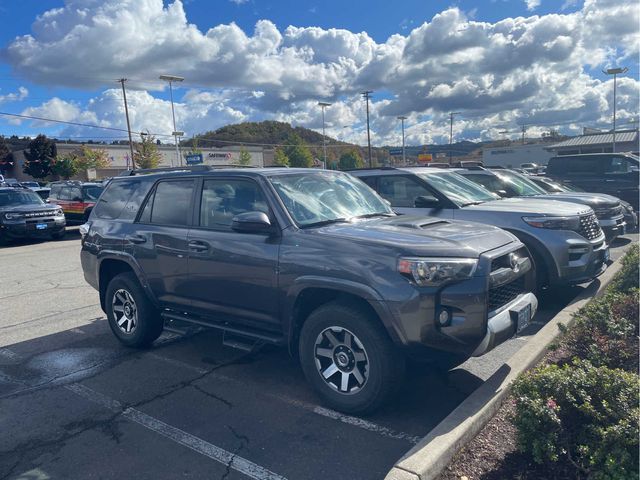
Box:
[362,91,373,167]
[318,102,332,169]
[397,116,407,164]
[449,112,460,162]
[602,67,628,152]
[160,75,185,166]
[118,78,136,170]
[521,125,527,144]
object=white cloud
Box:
[525,0,541,11]
[230,0,249,4]
[0,86,28,105]
[3,0,639,145]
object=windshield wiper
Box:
[355,212,395,219]
[301,218,352,228]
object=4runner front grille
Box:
[593,205,623,218]
[578,213,602,240]
[488,275,526,312]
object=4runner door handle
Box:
[188,240,209,252]
[126,234,146,244]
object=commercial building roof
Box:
[550,130,638,148]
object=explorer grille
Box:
[578,213,602,240]
[488,275,526,312]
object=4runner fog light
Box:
[437,309,451,327]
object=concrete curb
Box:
[385,243,634,480]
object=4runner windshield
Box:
[269,171,394,227]
[0,190,45,207]
[494,170,547,196]
[417,171,498,207]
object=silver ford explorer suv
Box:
[351,167,608,291]
[456,168,627,241]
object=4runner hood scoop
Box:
[316,215,515,257]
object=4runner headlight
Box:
[522,215,581,231]
[398,257,478,287]
[4,212,22,220]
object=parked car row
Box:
[0,180,104,244]
[77,159,633,414]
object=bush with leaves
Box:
[512,359,639,479]
[23,134,57,179]
[52,154,79,180]
[608,243,639,294]
[560,289,639,372]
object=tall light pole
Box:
[397,116,407,164]
[159,74,184,166]
[362,91,373,167]
[449,112,461,163]
[602,67,628,153]
[118,78,136,170]
[318,102,332,169]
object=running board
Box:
[160,310,284,346]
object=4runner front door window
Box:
[199,179,269,230]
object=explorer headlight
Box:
[4,212,22,220]
[398,257,478,287]
[522,215,581,232]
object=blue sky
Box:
[0,0,637,146]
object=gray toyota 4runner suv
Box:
[352,167,608,291]
[80,167,537,414]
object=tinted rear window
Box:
[147,180,195,226]
[93,179,149,220]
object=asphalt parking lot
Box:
[0,230,636,480]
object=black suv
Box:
[81,167,537,413]
[546,153,639,210]
[0,187,66,244]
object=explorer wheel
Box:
[299,301,405,414]
[105,272,162,348]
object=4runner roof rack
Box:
[120,165,258,176]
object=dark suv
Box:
[48,181,104,224]
[546,153,639,210]
[0,187,66,244]
[80,167,537,413]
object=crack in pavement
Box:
[192,384,233,409]
[221,425,251,480]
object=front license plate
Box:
[514,304,531,333]
[603,248,610,263]
[36,223,47,230]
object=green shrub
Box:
[609,243,639,294]
[560,289,639,372]
[512,360,639,479]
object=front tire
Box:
[105,272,163,348]
[299,301,405,414]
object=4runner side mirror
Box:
[231,211,272,233]
[414,195,440,208]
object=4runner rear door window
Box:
[198,179,269,230]
[140,179,194,226]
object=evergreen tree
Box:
[23,135,57,179]
[284,134,313,168]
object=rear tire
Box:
[105,272,163,348]
[299,301,405,415]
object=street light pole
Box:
[118,78,136,170]
[362,91,373,167]
[397,116,407,165]
[449,112,461,163]
[159,75,184,166]
[318,102,332,169]
[602,67,628,153]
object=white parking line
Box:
[66,383,287,480]
[147,352,421,444]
